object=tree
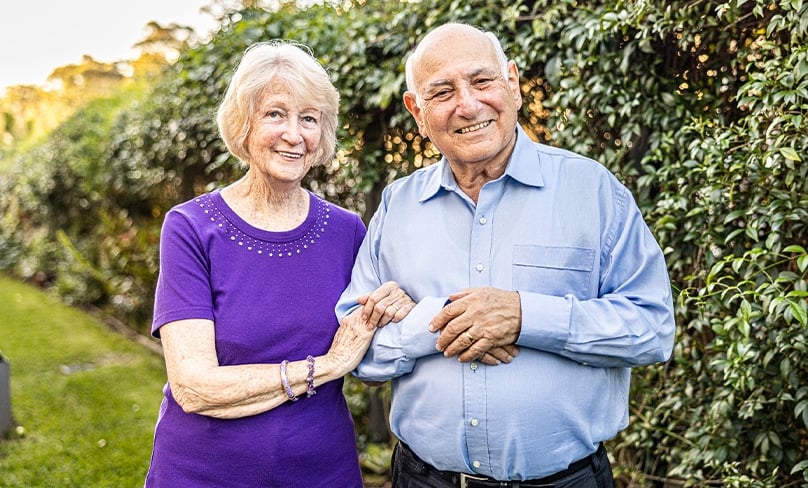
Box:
[132,20,198,64]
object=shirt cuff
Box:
[515,291,571,353]
[399,295,447,358]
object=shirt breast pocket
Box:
[512,245,596,299]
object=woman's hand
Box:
[357,281,415,330]
[322,308,377,377]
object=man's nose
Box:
[455,84,483,116]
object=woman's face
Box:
[245,80,323,186]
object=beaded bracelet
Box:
[280,360,297,402]
[306,355,317,398]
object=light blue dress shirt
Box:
[337,125,675,480]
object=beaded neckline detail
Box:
[196,191,330,258]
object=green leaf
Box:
[799,255,808,273]
[723,209,747,223]
[790,302,808,327]
[797,399,808,429]
[779,147,802,161]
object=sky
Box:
[0,0,221,90]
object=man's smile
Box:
[457,120,492,134]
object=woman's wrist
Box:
[305,355,316,398]
[279,360,297,401]
[316,353,348,381]
[277,355,340,401]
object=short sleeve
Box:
[151,209,215,337]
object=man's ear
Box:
[403,91,426,136]
[507,60,523,108]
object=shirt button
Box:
[469,362,478,371]
[479,217,487,225]
[470,418,479,427]
[475,263,484,272]
[472,461,481,468]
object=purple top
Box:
[146,190,366,487]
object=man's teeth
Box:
[458,121,491,134]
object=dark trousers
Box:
[391,442,615,488]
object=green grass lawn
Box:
[0,275,166,487]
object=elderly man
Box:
[338,23,675,487]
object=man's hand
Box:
[357,281,415,330]
[429,287,521,364]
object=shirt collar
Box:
[418,124,544,203]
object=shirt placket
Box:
[463,183,498,474]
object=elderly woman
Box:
[145,42,412,487]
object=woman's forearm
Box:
[181,355,344,418]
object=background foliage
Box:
[0,0,806,485]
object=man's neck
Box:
[448,135,516,203]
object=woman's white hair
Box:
[217,41,340,167]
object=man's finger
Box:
[429,300,462,333]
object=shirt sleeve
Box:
[516,187,676,368]
[151,208,214,337]
[336,191,445,382]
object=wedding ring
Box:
[464,331,475,343]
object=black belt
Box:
[398,442,606,488]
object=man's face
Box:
[404,27,522,169]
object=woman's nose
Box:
[282,118,304,143]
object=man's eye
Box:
[430,90,451,100]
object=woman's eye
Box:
[302,115,318,124]
[266,110,283,119]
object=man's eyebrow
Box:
[470,67,500,77]
[426,67,499,89]
[425,79,453,91]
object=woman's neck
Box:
[221,172,309,231]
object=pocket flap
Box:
[513,245,595,272]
